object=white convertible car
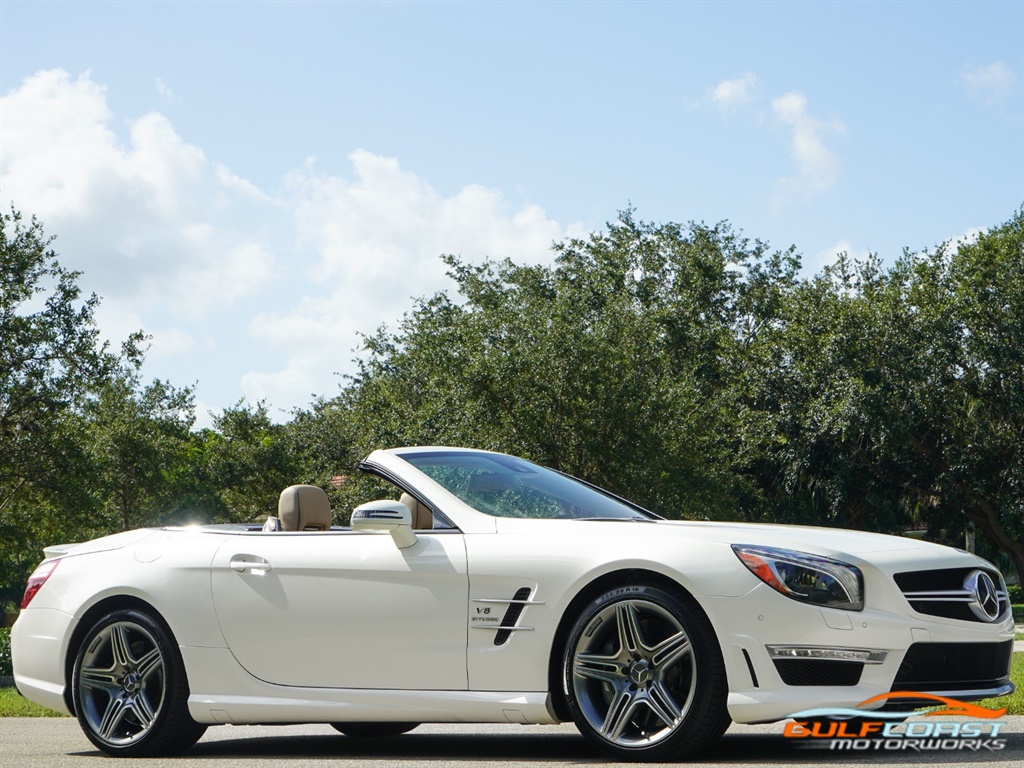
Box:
[12,447,1016,760]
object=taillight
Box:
[21,559,61,609]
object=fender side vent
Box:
[742,648,759,688]
[494,587,532,646]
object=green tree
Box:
[1,208,143,612]
[340,212,798,520]
[1,208,142,511]
[203,401,303,523]
[84,376,196,531]
[741,210,1024,578]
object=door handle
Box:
[229,555,273,573]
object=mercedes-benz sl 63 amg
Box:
[12,447,1015,760]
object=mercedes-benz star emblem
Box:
[964,570,1001,622]
[629,660,652,685]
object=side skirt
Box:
[183,646,559,726]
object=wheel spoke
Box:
[98,695,129,740]
[645,681,683,728]
[616,602,644,656]
[571,595,704,750]
[109,624,134,669]
[600,687,637,741]
[136,647,163,682]
[77,618,175,747]
[650,631,691,671]
[132,692,158,730]
[574,652,626,684]
[79,664,119,693]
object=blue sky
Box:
[2,1,1021,425]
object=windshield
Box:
[396,450,653,521]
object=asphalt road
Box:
[1,718,1021,768]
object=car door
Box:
[210,529,468,690]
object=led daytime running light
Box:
[766,645,887,663]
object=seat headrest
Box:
[278,485,332,531]
[400,492,433,530]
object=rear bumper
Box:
[11,608,77,716]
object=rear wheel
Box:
[330,722,419,737]
[563,584,730,761]
[72,608,206,756]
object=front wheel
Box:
[563,584,730,761]
[72,608,206,756]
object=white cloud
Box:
[93,304,198,362]
[946,226,985,252]
[155,77,178,105]
[958,62,1017,107]
[193,401,219,431]
[710,73,758,111]
[241,151,580,409]
[771,91,844,210]
[214,162,273,204]
[2,68,582,417]
[813,239,872,274]
[0,68,276,316]
[148,327,198,359]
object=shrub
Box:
[1008,583,1022,604]
[0,627,10,677]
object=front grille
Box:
[894,567,1009,623]
[892,641,1013,691]
[773,659,864,687]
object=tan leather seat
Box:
[400,492,433,530]
[278,485,333,531]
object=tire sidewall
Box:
[562,583,726,761]
[72,608,187,757]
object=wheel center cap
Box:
[122,672,141,693]
[628,660,652,685]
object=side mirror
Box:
[351,500,419,549]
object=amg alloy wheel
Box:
[73,609,206,756]
[564,585,730,761]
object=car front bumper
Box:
[702,584,1016,723]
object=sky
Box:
[1,1,1022,427]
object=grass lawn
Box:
[976,651,1023,715]
[0,687,68,717]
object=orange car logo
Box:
[857,692,1006,719]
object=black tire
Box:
[72,608,207,756]
[563,584,731,761]
[330,722,419,737]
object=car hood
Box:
[498,516,988,573]
[653,519,988,571]
[656,520,930,556]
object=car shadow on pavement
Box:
[67,728,1017,764]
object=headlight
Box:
[732,544,864,611]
